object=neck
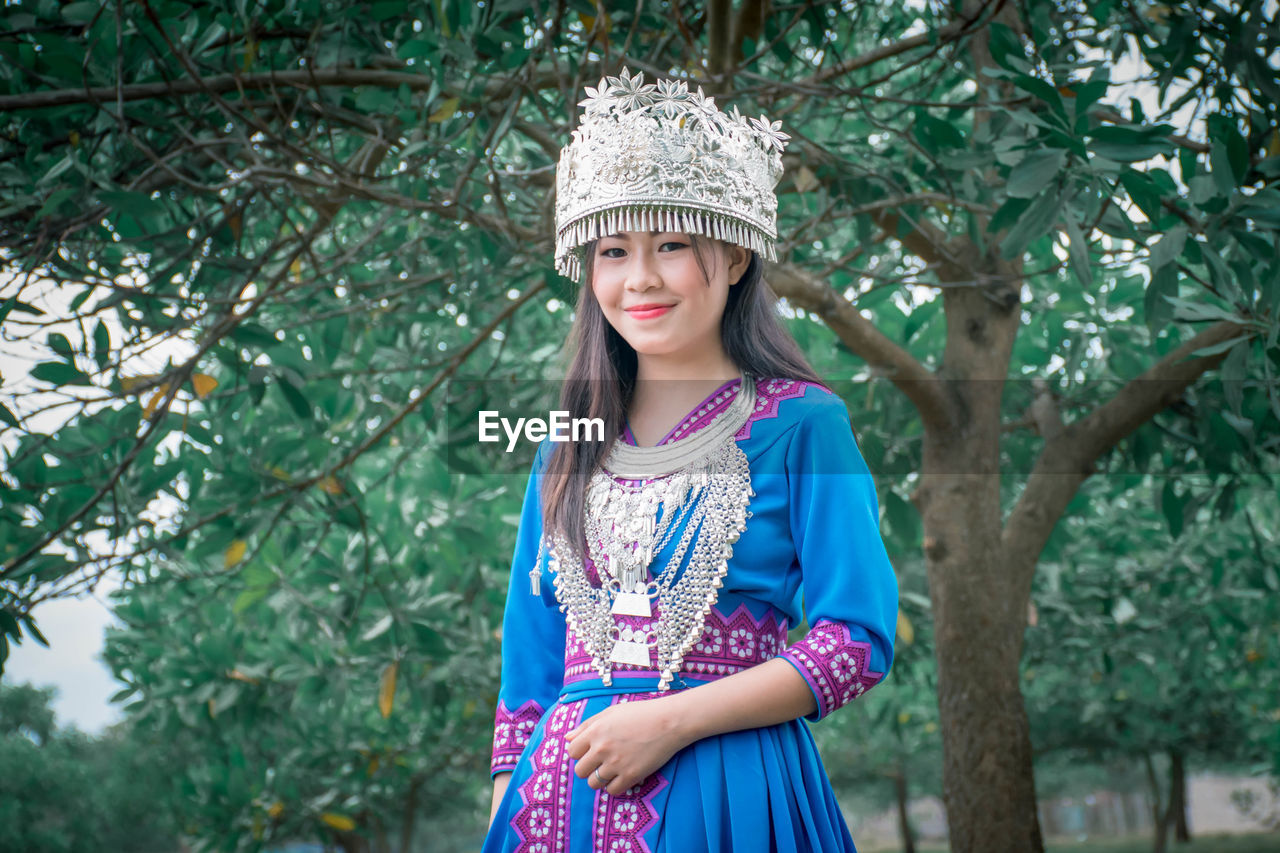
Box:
[634,351,740,385]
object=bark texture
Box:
[895,765,917,853]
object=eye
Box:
[660,241,688,251]
[600,246,624,259]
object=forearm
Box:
[664,656,818,744]
[489,771,511,827]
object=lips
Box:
[625,302,675,319]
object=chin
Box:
[623,340,675,356]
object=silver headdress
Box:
[554,66,791,282]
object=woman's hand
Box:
[490,771,511,828]
[565,658,817,798]
[565,697,689,796]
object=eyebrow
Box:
[602,230,668,241]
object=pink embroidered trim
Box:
[492,699,546,775]
[779,619,883,719]
[564,602,789,685]
[621,377,741,446]
[735,377,821,441]
[618,376,821,449]
[593,693,669,852]
[514,700,586,852]
[662,378,742,443]
[683,602,787,677]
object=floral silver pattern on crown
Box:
[554,66,791,281]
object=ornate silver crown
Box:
[554,67,790,282]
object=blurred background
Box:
[2,0,1278,851]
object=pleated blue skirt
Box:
[482,683,857,853]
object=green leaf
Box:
[1006,148,1067,199]
[883,489,920,545]
[1164,297,1239,324]
[985,22,1027,71]
[1118,169,1164,222]
[230,323,281,349]
[275,375,312,421]
[0,609,21,639]
[93,320,111,371]
[1160,480,1186,539]
[1000,188,1061,259]
[1144,266,1178,335]
[913,110,966,155]
[1066,79,1109,119]
[36,186,79,221]
[1063,213,1091,288]
[60,1,100,25]
[1199,242,1238,300]
[361,614,394,642]
[0,294,20,325]
[98,190,165,220]
[1220,338,1248,415]
[37,155,76,187]
[1148,225,1187,270]
[20,615,48,647]
[30,361,91,386]
[232,586,269,615]
[1087,125,1175,162]
[988,195,1031,235]
[1010,74,1067,123]
[1189,335,1247,358]
[48,332,75,360]
[1209,140,1237,197]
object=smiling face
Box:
[590,230,750,371]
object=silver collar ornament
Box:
[544,374,758,692]
[554,67,791,282]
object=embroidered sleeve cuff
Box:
[779,619,884,722]
[490,699,545,776]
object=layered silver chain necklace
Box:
[544,373,757,692]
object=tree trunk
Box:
[911,285,1044,853]
[400,774,424,853]
[1145,753,1169,853]
[917,465,1043,851]
[894,764,916,853]
[1153,814,1170,853]
[1169,749,1191,842]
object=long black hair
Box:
[540,233,827,559]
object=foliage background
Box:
[1,0,1278,851]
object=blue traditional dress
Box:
[483,376,899,852]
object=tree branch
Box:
[0,64,540,113]
[801,0,999,87]
[766,262,952,431]
[706,0,733,83]
[0,129,401,582]
[1001,319,1257,573]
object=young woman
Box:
[482,68,898,852]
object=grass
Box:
[1046,834,1279,853]
[862,834,1279,853]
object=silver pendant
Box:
[609,639,652,667]
[528,567,540,596]
[610,590,652,617]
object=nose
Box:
[624,245,662,292]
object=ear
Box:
[726,244,751,285]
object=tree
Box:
[1023,474,1280,852]
[0,682,180,853]
[103,423,528,851]
[2,2,1277,851]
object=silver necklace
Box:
[546,374,756,691]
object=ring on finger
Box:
[592,767,611,787]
